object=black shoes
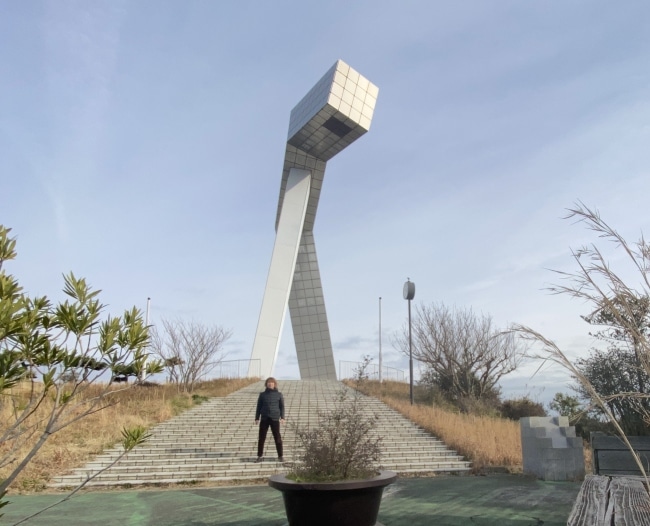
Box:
[255,456,285,463]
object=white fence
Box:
[214,359,260,379]
[338,360,406,382]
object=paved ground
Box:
[4,474,581,526]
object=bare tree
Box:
[512,201,650,481]
[394,303,525,402]
[150,318,231,391]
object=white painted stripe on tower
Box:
[249,168,311,377]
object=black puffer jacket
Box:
[255,388,285,420]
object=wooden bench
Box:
[568,435,650,525]
[567,474,650,525]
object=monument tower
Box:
[249,60,378,379]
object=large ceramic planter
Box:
[268,470,397,526]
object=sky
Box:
[2,1,650,406]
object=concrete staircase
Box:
[49,380,470,488]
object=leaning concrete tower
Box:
[249,60,378,380]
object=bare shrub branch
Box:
[393,303,526,402]
[289,357,382,481]
[149,318,231,392]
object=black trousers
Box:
[257,416,283,457]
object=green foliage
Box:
[575,347,650,435]
[0,224,162,508]
[0,489,8,520]
[191,394,208,404]
[289,357,382,482]
[583,295,650,352]
[549,392,613,439]
[499,397,547,421]
[0,227,17,264]
[549,393,582,419]
[574,293,650,435]
[171,394,193,414]
[121,426,152,451]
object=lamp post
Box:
[403,279,415,405]
[378,297,382,383]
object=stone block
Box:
[520,416,585,481]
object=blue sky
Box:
[2,1,650,404]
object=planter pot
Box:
[268,470,397,526]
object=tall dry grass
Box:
[352,380,522,472]
[0,378,257,493]
[3,376,589,494]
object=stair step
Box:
[48,380,470,488]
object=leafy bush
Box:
[500,397,547,420]
[549,392,614,439]
[0,224,162,518]
[191,394,209,404]
[575,347,650,435]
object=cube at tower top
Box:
[287,60,378,162]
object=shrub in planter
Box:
[289,382,382,482]
[269,358,397,526]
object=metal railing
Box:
[338,360,406,382]
[214,359,261,379]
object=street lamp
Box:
[403,279,415,405]
[378,297,382,383]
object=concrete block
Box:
[520,416,585,481]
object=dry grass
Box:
[3,377,591,494]
[0,378,257,493]
[356,380,593,474]
[352,380,523,473]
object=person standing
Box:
[255,377,285,462]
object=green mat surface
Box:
[3,474,581,526]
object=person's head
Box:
[265,377,277,389]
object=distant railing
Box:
[214,359,260,379]
[338,360,406,382]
